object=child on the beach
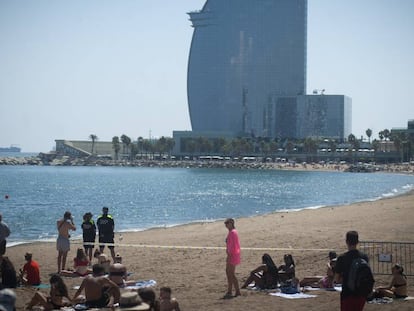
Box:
[155,287,181,311]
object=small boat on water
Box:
[0,145,21,153]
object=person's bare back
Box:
[159,298,180,311]
[57,219,75,238]
[83,275,111,300]
[157,287,181,311]
[73,264,120,307]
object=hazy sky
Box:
[1,0,413,152]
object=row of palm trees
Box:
[87,128,412,162]
[110,135,175,160]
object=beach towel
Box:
[124,279,157,290]
[33,283,51,289]
[18,283,50,289]
[244,283,277,292]
[367,297,393,304]
[269,292,317,299]
[303,286,339,292]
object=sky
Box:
[0,0,413,152]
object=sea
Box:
[0,165,413,246]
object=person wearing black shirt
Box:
[81,212,96,262]
[96,207,115,261]
[335,231,369,311]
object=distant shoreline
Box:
[1,154,414,174]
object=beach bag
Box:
[347,257,375,297]
[280,279,299,294]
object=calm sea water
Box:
[0,166,413,245]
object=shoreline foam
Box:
[8,187,414,248]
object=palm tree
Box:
[165,137,175,156]
[120,134,131,159]
[328,140,337,153]
[112,136,120,160]
[383,129,390,141]
[378,130,384,141]
[156,136,167,156]
[304,137,318,154]
[365,129,372,143]
[285,140,294,154]
[348,133,356,143]
[137,137,144,158]
[372,139,380,153]
[89,134,98,155]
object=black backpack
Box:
[347,257,375,297]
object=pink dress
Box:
[226,229,241,265]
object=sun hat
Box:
[117,291,150,311]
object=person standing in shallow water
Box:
[224,218,241,298]
[56,211,76,273]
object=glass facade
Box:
[187,0,307,136]
[273,95,352,140]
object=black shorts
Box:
[83,239,95,249]
[99,235,114,248]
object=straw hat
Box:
[117,291,149,311]
[0,289,16,311]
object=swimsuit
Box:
[85,294,109,308]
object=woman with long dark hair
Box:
[241,253,279,289]
[278,254,296,283]
[60,248,90,277]
[26,274,71,310]
[374,264,408,299]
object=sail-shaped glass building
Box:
[187,0,307,137]
[178,0,351,149]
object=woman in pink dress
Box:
[224,218,241,298]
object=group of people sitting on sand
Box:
[0,250,180,310]
[240,251,408,300]
[25,263,180,311]
[241,253,296,290]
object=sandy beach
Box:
[6,190,414,310]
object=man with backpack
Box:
[335,231,374,311]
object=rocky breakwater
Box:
[0,155,43,165]
[0,153,277,170]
